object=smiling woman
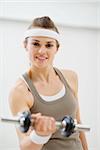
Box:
[9,16,88,150]
[25,37,57,69]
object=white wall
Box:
[0,1,99,28]
[0,19,98,150]
[97,30,100,150]
[0,1,99,150]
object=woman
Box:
[9,16,88,150]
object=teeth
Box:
[36,56,47,60]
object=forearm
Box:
[79,131,88,150]
[20,136,43,150]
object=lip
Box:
[35,56,48,60]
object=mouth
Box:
[35,56,48,61]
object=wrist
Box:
[29,130,52,145]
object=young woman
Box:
[9,16,88,150]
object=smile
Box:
[35,56,48,61]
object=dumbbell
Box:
[0,111,90,137]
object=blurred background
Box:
[0,0,100,150]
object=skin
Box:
[9,36,88,150]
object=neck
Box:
[28,66,56,83]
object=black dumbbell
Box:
[1,111,90,137]
[19,112,75,137]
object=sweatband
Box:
[29,130,52,145]
[24,28,60,43]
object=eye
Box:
[46,44,53,48]
[32,42,40,47]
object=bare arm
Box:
[8,82,43,150]
[76,102,88,150]
[9,80,56,150]
[73,72,88,150]
[62,70,88,150]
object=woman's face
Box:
[25,36,58,69]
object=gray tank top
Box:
[22,68,83,150]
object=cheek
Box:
[51,48,58,55]
[28,49,35,61]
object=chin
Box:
[33,63,49,69]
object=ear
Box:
[55,47,59,53]
[55,42,60,53]
[22,40,28,51]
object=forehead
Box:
[28,36,56,43]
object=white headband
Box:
[24,28,60,43]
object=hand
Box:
[31,114,56,136]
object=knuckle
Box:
[50,117,55,122]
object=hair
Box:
[24,16,59,48]
[28,16,59,33]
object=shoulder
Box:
[60,69,78,97]
[9,78,28,99]
[9,77,33,115]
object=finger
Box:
[49,117,56,132]
[31,113,42,118]
[31,113,42,126]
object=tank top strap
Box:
[22,73,39,98]
[22,67,70,97]
[54,67,70,90]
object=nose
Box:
[38,45,46,53]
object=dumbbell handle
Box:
[1,116,90,132]
[0,116,20,125]
[56,122,90,132]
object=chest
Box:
[30,85,78,120]
[33,77,63,96]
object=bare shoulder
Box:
[9,78,33,115]
[60,69,78,97]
